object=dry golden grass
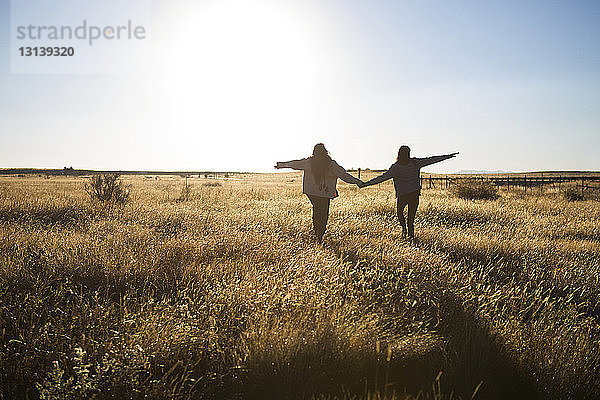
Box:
[1,173,599,399]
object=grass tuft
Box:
[450,180,500,200]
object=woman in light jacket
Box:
[363,146,458,238]
[275,143,364,243]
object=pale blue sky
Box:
[0,0,598,172]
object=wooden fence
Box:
[417,175,600,194]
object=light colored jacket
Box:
[278,158,362,199]
[366,155,455,197]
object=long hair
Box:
[310,143,332,183]
[397,145,410,165]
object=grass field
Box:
[1,173,599,399]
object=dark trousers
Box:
[397,190,420,237]
[307,194,330,243]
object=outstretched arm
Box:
[275,158,310,170]
[363,168,394,187]
[416,152,459,168]
[331,162,364,187]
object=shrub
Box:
[563,187,585,202]
[450,179,499,200]
[84,174,130,204]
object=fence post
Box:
[524,176,527,193]
[582,177,585,197]
[358,168,361,179]
[559,176,562,191]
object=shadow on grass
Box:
[0,202,92,227]
[240,329,445,400]
[314,239,539,400]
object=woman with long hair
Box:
[363,146,458,238]
[275,143,364,243]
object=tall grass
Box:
[0,175,599,399]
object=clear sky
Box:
[1,0,599,172]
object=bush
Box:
[85,174,130,204]
[450,179,499,200]
[563,187,585,202]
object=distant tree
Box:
[63,166,75,176]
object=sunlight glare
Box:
[158,0,321,155]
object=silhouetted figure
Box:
[363,146,458,238]
[276,143,364,243]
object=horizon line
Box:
[2,167,600,176]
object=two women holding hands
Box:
[276,143,458,243]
